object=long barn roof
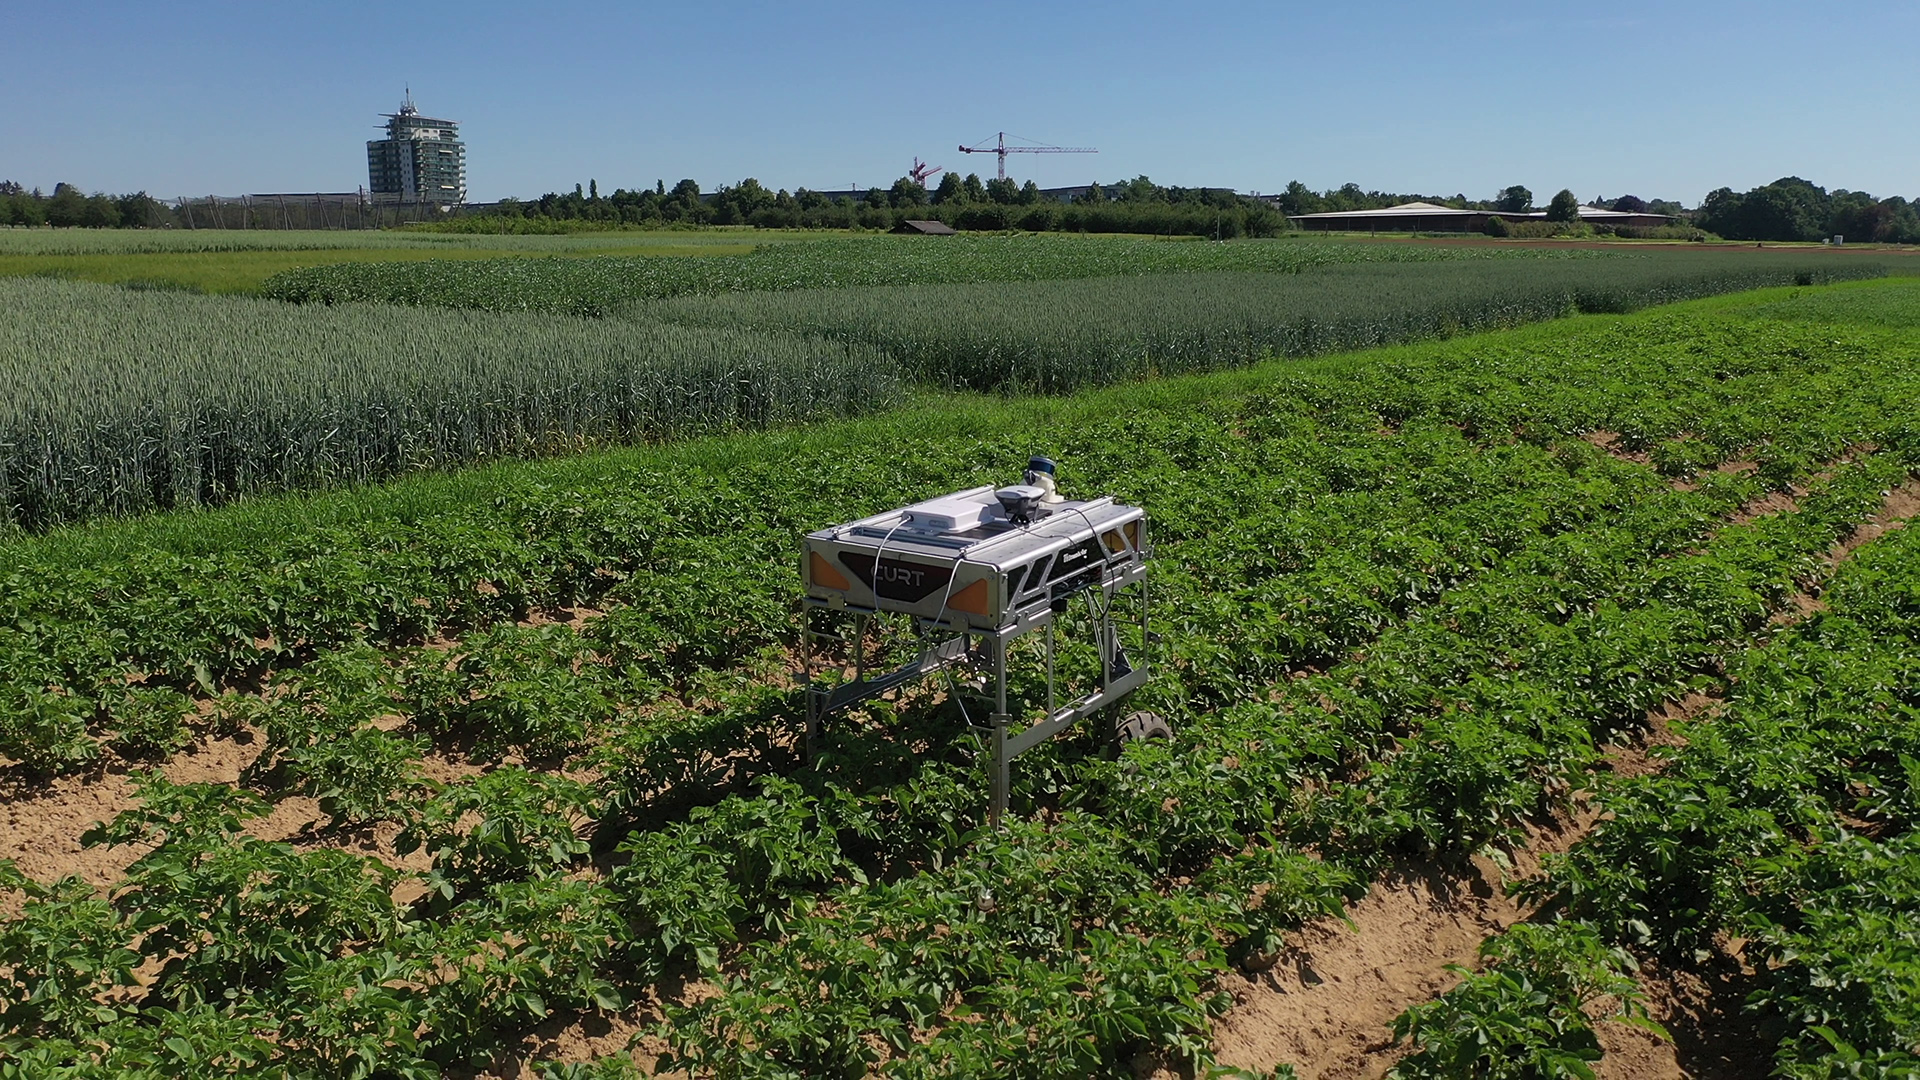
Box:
[1289,202,1474,219]
[1289,201,1671,222]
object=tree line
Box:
[1696,176,1920,243]
[459,173,1286,238]
[7,172,1918,243]
[0,182,170,228]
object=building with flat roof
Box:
[367,91,465,205]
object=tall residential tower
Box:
[367,91,465,204]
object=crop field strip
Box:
[258,234,1601,314]
[0,278,900,529]
[0,228,801,257]
[0,231,802,297]
[3,281,1918,1078]
[642,254,1883,393]
[0,244,1882,531]
[0,455,1889,1076]
[660,461,1906,1078]
[1227,374,1920,1077]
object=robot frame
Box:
[798,457,1168,824]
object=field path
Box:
[1210,818,1589,1079]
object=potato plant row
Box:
[5,299,1909,775]
[646,458,1900,1078]
[0,445,1890,1079]
[1511,508,1920,1076]
[1,289,1917,1076]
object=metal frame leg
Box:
[802,566,1154,832]
[989,634,1010,827]
[1045,620,1056,717]
[801,607,819,759]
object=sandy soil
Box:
[1211,819,1588,1080]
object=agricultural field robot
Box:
[799,457,1166,823]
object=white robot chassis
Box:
[798,469,1167,823]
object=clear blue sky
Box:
[4,0,1914,207]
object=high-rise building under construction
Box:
[367,91,465,204]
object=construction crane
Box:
[909,157,944,186]
[957,132,1097,183]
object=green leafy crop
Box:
[1,278,1918,1076]
[1390,922,1665,1080]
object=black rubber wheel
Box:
[1114,709,1172,747]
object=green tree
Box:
[1824,189,1883,241]
[1494,185,1533,213]
[44,182,86,227]
[1327,182,1368,211]
[79,193,121,228]
[961,172,987,202]
[1697,187,1741,234]
[1545,189,1580,223]
[1878,196,1920,243]
[116,191,164,227]
[984,177,1018,204]
[1609,194,1648,213]
[1276,180,1321,216]
[14,189,45,226]
[1703,177,1828,242]
[664,179,707,224]
[1017,180,1041,205]
[932,172,963,204]
[889,177,929,208]
[710,178,773,225]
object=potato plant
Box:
[240,644,425,827]
[1389,922,1663,1080]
